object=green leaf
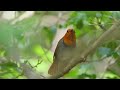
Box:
[0,61,21,79]
[113,52,119,58]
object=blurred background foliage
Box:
[0,11,120,79]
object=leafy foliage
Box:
[0,11,120,79]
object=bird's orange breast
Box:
[63,29,76,47]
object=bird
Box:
[48,29,76,75]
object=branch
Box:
[20,63,45,79]
[11,11,35,24]
[47,20,120,79]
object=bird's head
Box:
[63,29,76,47]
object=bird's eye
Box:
[67,31,69,33]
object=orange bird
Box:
[48,29,76,75]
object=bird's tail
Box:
[48,60,68,75]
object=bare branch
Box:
[20,63,45,79]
